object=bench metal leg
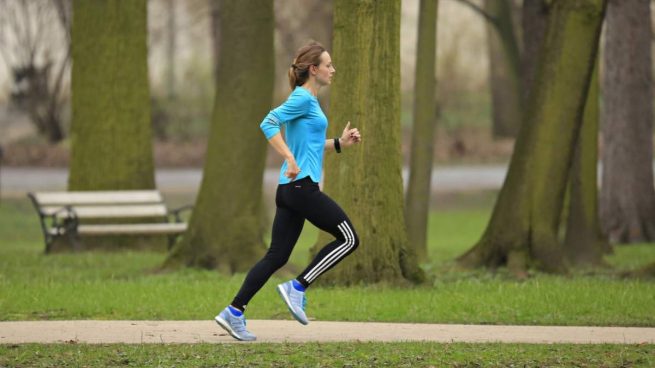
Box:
[44,235,54,254]
[63,219,81,251]
[167,234,177,250]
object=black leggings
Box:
[231,176,359,309]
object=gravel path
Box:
[1,320,653,344]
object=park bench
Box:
[27,190,192,253]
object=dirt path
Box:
[1,320,653,344]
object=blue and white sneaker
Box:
[214,306,256,341]
[276,280,309,325]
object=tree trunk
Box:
[521,0,549,104]
[600,0,655,243]
[164,0,273,271]
[458,0,607,275]
[69,0,154,190]
[165,0,176,100]
[316,0,423,284]
[209,0,221,83]
[564,59,611,266]
[43,112,65,144]
[485,0,522,138]
[405,0,438,261]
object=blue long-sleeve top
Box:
[260,86,328,184]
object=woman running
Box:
[215,41,361,341]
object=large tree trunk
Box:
[564,60,611,265]
[600,0,655,243]
[485,0,522,138]
[164,0,176,100]
[69,0,154,190]
[521,0,549,104]
[316,0,423,284]
[209,0,221,83]
[405,0,438,261]
[458,0,606,275]
[164,0,273,271]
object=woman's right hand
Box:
[285,159,301,181]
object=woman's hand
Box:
[340,121,361,147]
[285,159,301,181]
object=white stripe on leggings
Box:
[304,223,353,283]
[304,222,351,282]
[304,221,355,283]
[306,222,356,282]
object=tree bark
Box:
[316,0,423,284]
[164,0,273,271]
[458,0,607,275]
[600,0,655,243]
[485,0,522,138]
[69,0,154,190]
[165,0,176,100]
[405,0,438,262]
[209,0,221,83]
[564,59,611,266]
[521,0,549,104]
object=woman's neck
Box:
[302,80,321,97]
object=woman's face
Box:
[313,51,335,86]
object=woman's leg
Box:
[285,182,360,287]
[230,205,304,311]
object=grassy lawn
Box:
[1,191,654,326]
[1,342,654,367]
[1,191,654,367]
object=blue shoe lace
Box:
[302,295,307,311]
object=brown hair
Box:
[288,41,326,90]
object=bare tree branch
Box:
[0,0,71,142]
[452,0,501,30]
[52,0,72,42]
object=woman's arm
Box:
[268,133,301,181]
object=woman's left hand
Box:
[340,121,361,147]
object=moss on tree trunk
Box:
[458,0,607,276]
[485,0,522,138]
[522,0,549,105]
[405,0,438,261]
[69,0,154,191]
[564,60,611,266]
[315,0,423,284]
[164,0,273,271]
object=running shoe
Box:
[214,306,256,341]
[276,280,309,325]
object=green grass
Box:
[2,193,654,366]
[1,342,653,367]
[1,193,655,326]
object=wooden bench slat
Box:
[33,191,162,205]
[78,223,187,235]
[41,205,169,218]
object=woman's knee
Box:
[352,234,360,251]
[263,250,290,270]
[348,224,360,251]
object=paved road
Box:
[1,320,653,344]
[0,166,508,195]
